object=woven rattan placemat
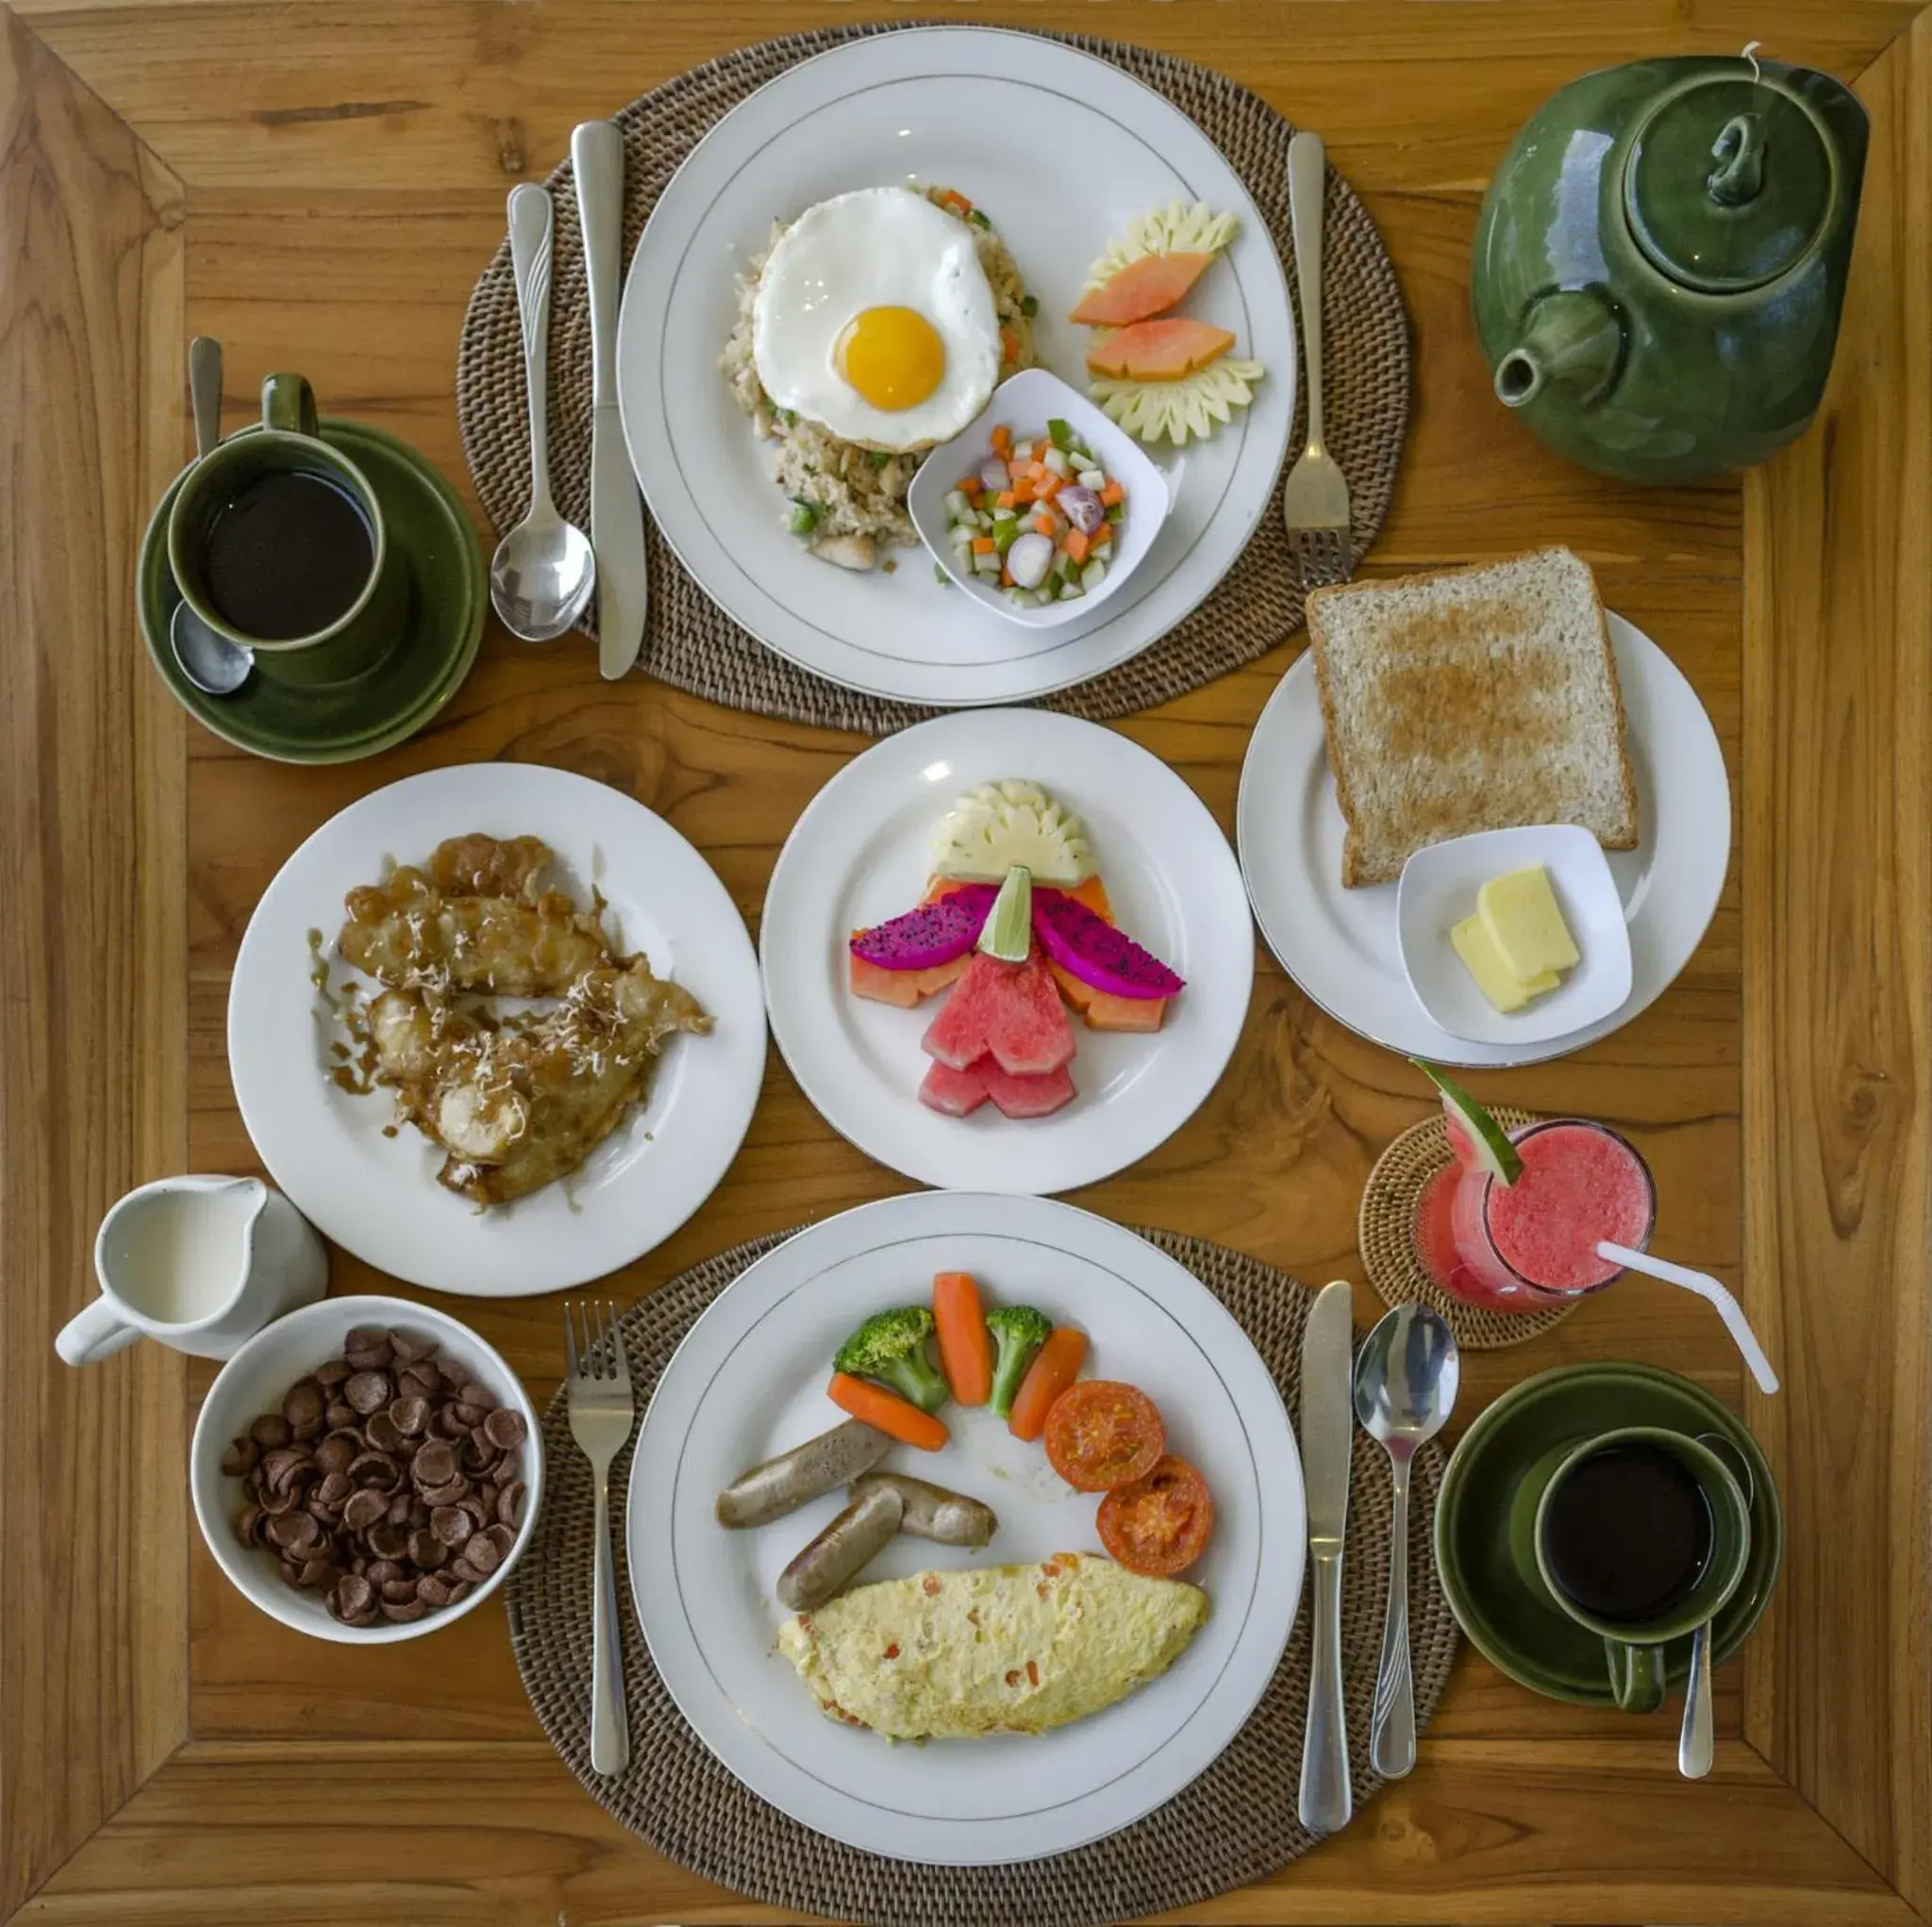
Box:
[455,25,1411,734]
[1360,1109,1583,1350]
[505,1227,1457,1927]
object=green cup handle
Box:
[1604,1637,1670,1714]
[261,372,318,436]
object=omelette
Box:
[775,1552,1208,1739]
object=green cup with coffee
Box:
[167,374,406,687]
[1530,1425,1754,1713]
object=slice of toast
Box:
[1305,547,1640,888]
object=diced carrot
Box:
[933,1272,993,1406]
[1035,473,1062,501]
[1000,326,1018,363]
[1001,567,1014,587]
[971,536,995,556]
[1008,1327,1089,1442]
[1012,477,1036,505]
[990,424,1011,456]
[994,490,1016,510]
[960,480,982,500]
[1091,521,1113,547]
[828,1372,949,1451]
[941,189,972,218]
[1100,480,1124,507]
[1032,515,1055,537]
[1064,527,1091,565]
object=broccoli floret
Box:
[985,1304,1053,1420]
[834,1307,950,1414]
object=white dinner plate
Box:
[1237,613,1731,1067]
[760,710,1255,1193]
[627,1190,1303,1864]
[617,25,1294,706]
[228,765,765,1295]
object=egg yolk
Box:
[835,306,946,411]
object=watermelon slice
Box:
[921,953,1075,1076]
[1068,251,1218,326]
[919,1055,1075,1120]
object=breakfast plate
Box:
[228,764,765,1295]
[616,25,1294,706]
[628,1189,1303,1864]
[1237,613,1730,1067]
[760,709,1255,1193]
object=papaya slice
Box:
[850,952,970,1007]
[1047,960,1167,1032]
[1085,317,1237,382]
[1068,252,1218,327]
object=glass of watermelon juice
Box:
[1415,1119,1657,1313]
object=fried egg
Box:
[751,188,1002,451]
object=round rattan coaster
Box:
[504,1227,1457,1927]
[455,24,1411,734]
[1360,1109,1583,1350]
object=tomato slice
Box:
[1042,1381,1166,1491]
[1097,1455,1216,1576]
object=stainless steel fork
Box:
[564,1298,635,1774]
[1281,128,1354,589]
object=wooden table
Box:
[4,3,1927,1921]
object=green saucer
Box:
[1434,1362,1782,1706]
[139,418,484,763]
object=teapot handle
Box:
[1707,113,1767,206]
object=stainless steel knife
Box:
[1297,1278,1356,1834]
[572,119,646,680]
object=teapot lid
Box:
[1623,75,1834,292]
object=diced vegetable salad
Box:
[941,420,1127,607]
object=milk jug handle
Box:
[56,1295,142,1367]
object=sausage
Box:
[850,1471,998,1549]
[776,1484,904,1612]
[715,1420,892,1528]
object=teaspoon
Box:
[490,183,596,641]
[1353,1302,1460,1777]
[171,336,254,696]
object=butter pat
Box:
[1452,914,1561,1013]
[1478,866,1580,979]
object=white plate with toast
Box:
[1237,611,1729,1067]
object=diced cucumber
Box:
[948,525,975,551]
[1105,502,1125,523]
[944,489,971,519]
[973,550,1001,576]
[1047,418,1072,449]
[991,517,1019,554]
[934,561,952,586]
[1074,470,1104,493]
[1058,578,1083,600]
[1043,447,1072,479]
[1012,440,1033,463]
[1081,558,1108,590]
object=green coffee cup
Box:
[166,374,406,688]
[1530,1425,1753,1714]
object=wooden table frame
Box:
[4,4,1927,1922]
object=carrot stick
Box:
[1100,480,1124,507]
[932,1272,993,1406]
[1008,1327,1088,1441]
[827,1373,949,1451]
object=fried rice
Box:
[720,186,1036,566]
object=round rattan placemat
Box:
[505,1227,1457,1927]
[1360,1109,1583,1350]
[455,24,1411,735]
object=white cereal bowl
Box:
[1395,825,1633,1048]
[190,1294,543,1644]
[906,367,1172,628]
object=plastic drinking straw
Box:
[1597,1242,1780,1394]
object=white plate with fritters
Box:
[628,1190,1303,1864]
[1237,614,1731,1067]
[616,25,1294,706]
[759,709,1255,1193]
[228,765,765,1295]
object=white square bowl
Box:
[906,367,1172,628]
[190,1293,543,1643]
[1395,824,1634,1048]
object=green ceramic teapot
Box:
[1472,53,1868,483]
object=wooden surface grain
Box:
[1,2,1927,1923]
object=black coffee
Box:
[203,471,373,641]
[1541,1440,1713,1623]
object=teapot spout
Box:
[1494,290,1624,410]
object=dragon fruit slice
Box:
[851,884,998,971]
[1032,889,1185,1001]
